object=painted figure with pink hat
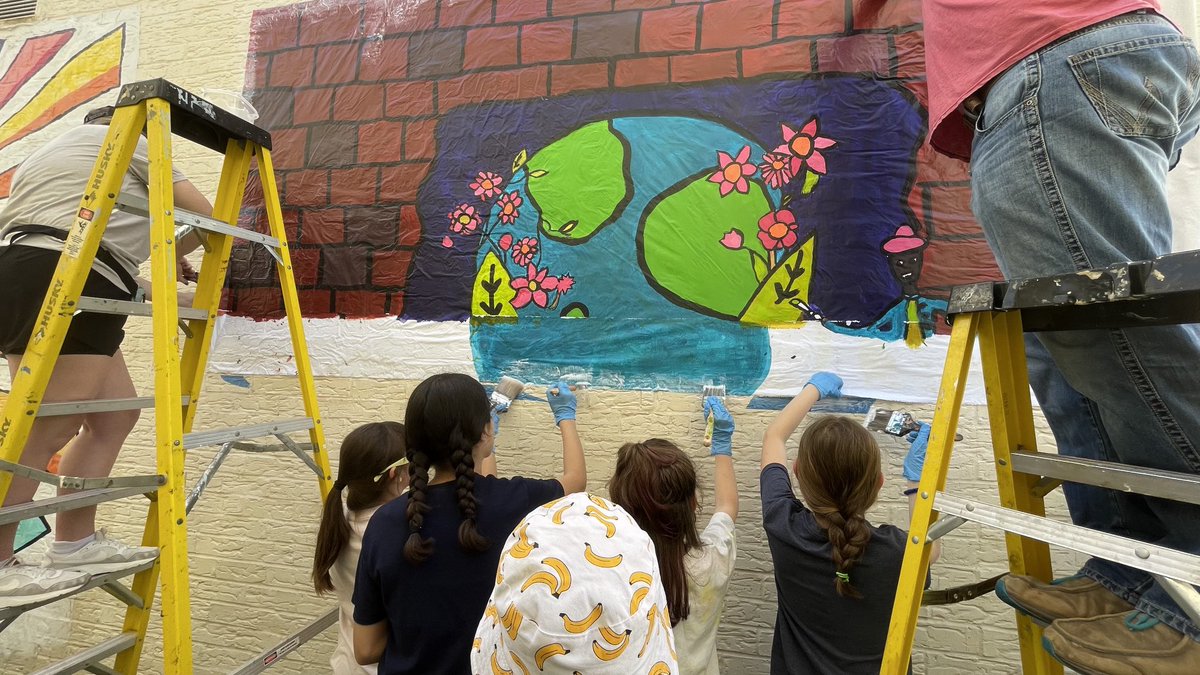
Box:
[822,224,948,348]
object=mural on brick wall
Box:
[230,0,1001,396]
[0,10,139,200]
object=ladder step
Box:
[115,193,280,249]
[1,560,156,622]
[0,486,153,526]
[183,417,315,449]
[935,492,1200,587]
[36,395,191,417]
[115,78,272,153]
[76,296,209,322]
[1011,450,1200,507]
[0,459,163,491]
[29,631,139,675]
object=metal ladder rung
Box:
[230,608,338,675]
[36,395,191,417]
[1,560,156,621]
[29,631,139,675]
[0,459,163,491]
[0,485,153,526]
[77,296,209,322]
[115,193,280,249]
[1011,450,1200,506]
[183,417,315,449]
[935,492,1200,587]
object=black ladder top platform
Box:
[947,249,1200,332]
[114,78,272,153]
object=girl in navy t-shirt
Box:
[352,374,586,675]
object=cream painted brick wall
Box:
[0,0,1089,672]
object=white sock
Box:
[52,534,96,555]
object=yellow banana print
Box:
[510,652,530,675]
[639,603,659,658]
[542,557,573,595]
[473,637,482,652]
[484,602,500,627]
[585,506,618,538]
[588,494,613,510]
[649,662,672,675]
[551,501,573,525]
[559,602,604,634]
[630,586,649,614]
[584,542,623,568]
[599,626,631,646]
[591,633,630,661]
[628,571,653,586]
[534,643,570,670]
[491,650,513,675]
[510,523,539,559]
[520,571,560,595]
[663,605,677,661]
[501,604,524,641]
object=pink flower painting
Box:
[441,236,454,248]
[775,118,836,175]
[757,210,799,251]
[708,145,758,196]
[719,229,744,250]
[449,203,480,234]
[558,274,574,294]
[511,237,539,266]
[496,191,523,225]
[498,233,513,250]
[470,171,505,200]
[510,264,560,309]
[758,152,796,188]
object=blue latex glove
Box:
[546,382,577,425]
[903,422,931,482]
[703,396,734,457]
[806,372,843,400]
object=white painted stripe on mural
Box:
[208,315,989,404]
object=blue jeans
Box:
[970,11,1200,640]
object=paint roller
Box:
[701,384,727,447]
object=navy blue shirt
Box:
[353,474,563,675]
[760,464,915,675]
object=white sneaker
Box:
[0,558,91,609]
[44,530,158,574]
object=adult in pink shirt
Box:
[915,1,1200,673]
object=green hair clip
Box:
[835,572,851,583]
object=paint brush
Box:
[549,373,590,396]
[702,384,727,447]
[490,376,526,411]
[865,407,962,441]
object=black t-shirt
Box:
[353,474,564,675]
[760,464,914,675]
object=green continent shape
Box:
[640,176,772,319]
[472,251,517,318]
[527,121,630,242]
[740,233,816,326]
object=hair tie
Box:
[333,479,347,490]
[835,571,850,583]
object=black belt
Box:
[923,573,1004,606]
[4,224,139,298]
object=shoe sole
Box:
[0,582,89,610]
[994,579,1055,627]
[46,556,157,575]
[1042,634,1105,675]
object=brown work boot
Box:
[995,574,1133,625]
[1043,611,1200,675]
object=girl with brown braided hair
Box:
[760,372,936,675]
[351,373,586,675]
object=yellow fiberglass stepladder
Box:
[0,80,335,674]
[880,253,1200,674]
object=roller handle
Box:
[703,410,715,447]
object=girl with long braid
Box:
[312,422,409,675]
[760,372,936,675]
[352,373,585,675]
